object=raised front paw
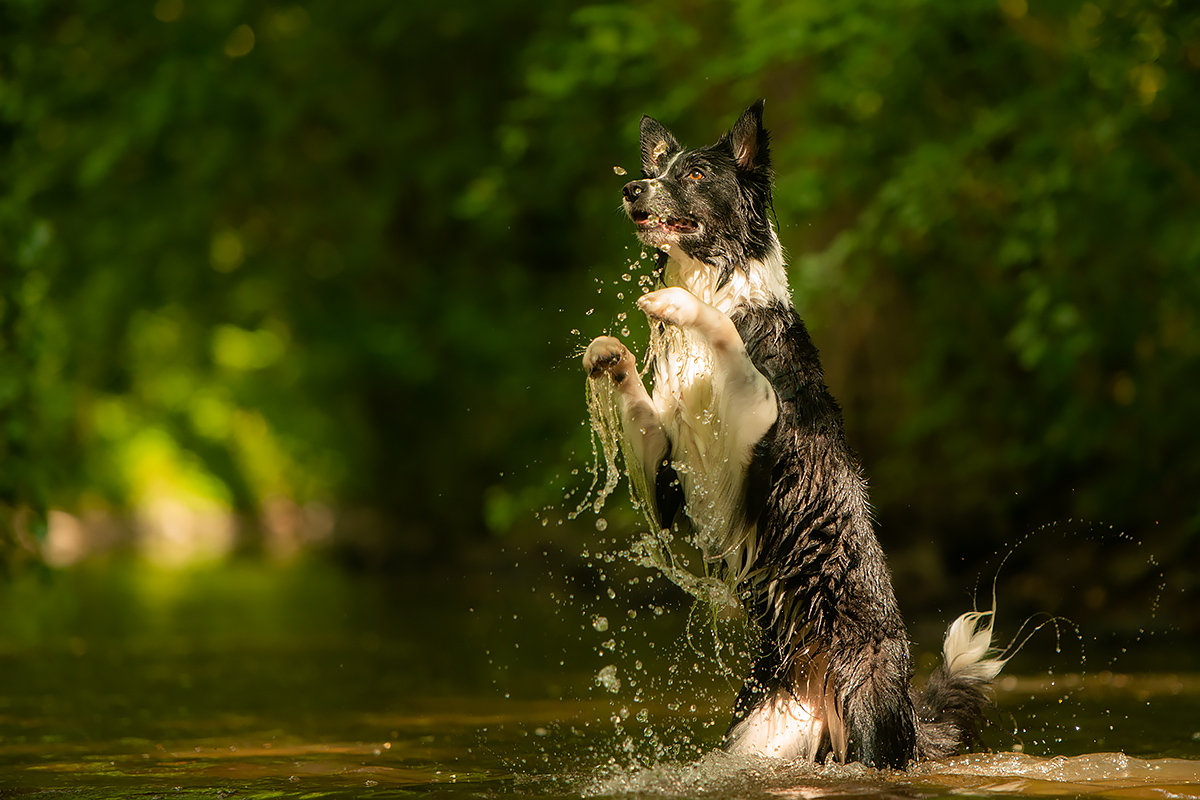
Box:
[638,287,702,328]
[582,335,635,383]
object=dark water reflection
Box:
[0,560,1197,799]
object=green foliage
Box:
[1,0,1197,570]
[505,0,1200,561]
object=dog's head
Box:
[623,100,776,276]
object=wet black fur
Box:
[730,300,920,766]
[626,102,994,769]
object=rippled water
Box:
[0,561,1197,799]
[589,749,1200,798]
[6,693,1198,799]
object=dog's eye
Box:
[688,168,705,180]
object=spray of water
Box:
[578,317,747,612]
[551,248,769,771]
[965,519,1174,755]
[553,228,1189,784]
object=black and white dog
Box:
[583,101,1004,769]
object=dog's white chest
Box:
[652,328,717,441]
[651,328,747,560]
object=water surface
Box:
[1,560,1197,799]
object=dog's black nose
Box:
[623,180,650,202]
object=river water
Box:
[0,559,1197,799]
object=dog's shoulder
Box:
[731,302,825,406]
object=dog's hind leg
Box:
[724,645,835,761]
[584,336,669,511]
[835,635,919,769]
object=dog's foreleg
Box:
[583,336,669,507]
[637,287,778,453]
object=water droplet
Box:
[592,615,609,632]
[595,517,608,531]
[613,166,627,176]
[596,665,621,693]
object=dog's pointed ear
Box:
[725,99,770,171]
[640,116,681,177]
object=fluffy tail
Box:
[915,609,1007,760]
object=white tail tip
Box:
[943,609,1006,682]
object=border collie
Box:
[582,100,1004,769]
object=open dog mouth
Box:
[631,210,700,235]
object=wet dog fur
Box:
[582,100,1004,769]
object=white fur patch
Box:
[725,692,824,760]
[648,241,788,567]
[650,323,754,561]
[724,652,844,763]
[663,243,791,314]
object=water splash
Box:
[565,238,1186,779]
[580,747,1200,799]
[571,311,766,770]
[579,312,751,610]
[583,750,881,798]
[967,519,1179,756]
[914,751,1200,796]
[597,665,622,693]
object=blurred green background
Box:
[1,0,1197,631]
